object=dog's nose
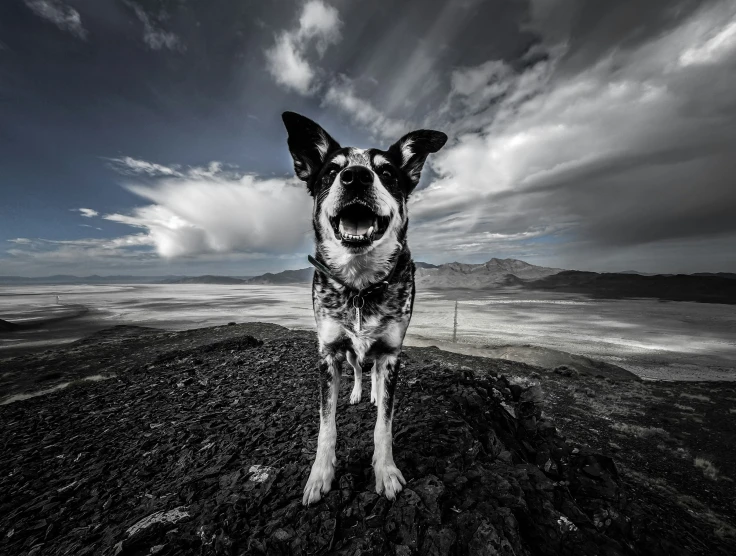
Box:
[340,165,373,187]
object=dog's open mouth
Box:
[330,203,391,245]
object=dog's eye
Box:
[324,168,337,182]
[380,169,394,181]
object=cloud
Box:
[678,18,736,67]
[265,34,315,95]
[265,0,342,95]
[407,0,736,271]
[76,208,98,218]
[123,1,184,52]
[23,0,87,40]
[4,235,156,272]
[3,235,301,277]
[104,161,312,258]
[322,77,408,140]
[298,0,342,55]
[106,156,183,177]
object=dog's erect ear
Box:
[388,130,447,192]
[282,112,341,188]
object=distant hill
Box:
[692,272,736,280]
[161,275,248,285]
[246,268,314,285]
[524,271,736,304]
[617,270,666,276]
[415,258,564,289]
[414,261,439,269]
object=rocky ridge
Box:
[1,323,734,555]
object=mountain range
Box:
[135,258,736,304]
[414,258,563,288]
[524,270,736,304]
[155,258,562,287]
[2,259,735,303]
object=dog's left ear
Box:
[388,130,447,192]
[282,112,341,192]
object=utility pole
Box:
[452,300,458,342]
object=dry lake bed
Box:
[1,283,734,381]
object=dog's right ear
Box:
[282,112,341,191]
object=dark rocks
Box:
[0,324,731,555]
[554,365,578,378]
[122,506,191,552]
[420,527,455,556]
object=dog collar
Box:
[307,254,400,298]
[308,253,401,333]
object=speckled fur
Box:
[282,111,446,505]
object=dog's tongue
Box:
[340,216,372,236]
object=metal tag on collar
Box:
[352,295,365,332]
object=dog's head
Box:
[282,112,447,261]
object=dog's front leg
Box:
[370,361,378,405]
[372,352,406,500]
[303,355,341,505]
[346,350,362,405]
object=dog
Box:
[282,111,447,505]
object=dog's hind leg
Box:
[372,352,406,500]
[346,350,362,404]
[303,354,341,505]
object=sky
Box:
[1,0,735,276]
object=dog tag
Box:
[353,295,365,332]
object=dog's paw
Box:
[374,461,406,500]
[349,385,362,404]
[302,456,336,506]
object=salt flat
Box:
[1,284,734,381]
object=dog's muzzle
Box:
[329,201,391,246]
[326,166,392,247]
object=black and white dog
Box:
[282,112,447,505]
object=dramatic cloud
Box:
[23,0,87,40]
[5,0,736,275]
[76,208,99,218]
[265,0,341,95]
[408,0,736,270]
[123,0,184,52]
[104,161,312,258]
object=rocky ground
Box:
[1,323,734,555]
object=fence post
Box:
[452,300,458,342]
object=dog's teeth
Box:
[367,225,374,237]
